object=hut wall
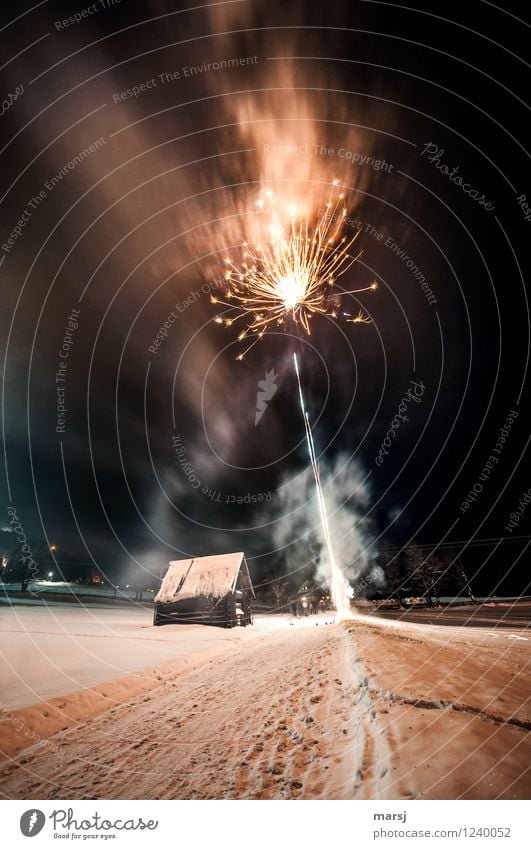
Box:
[154,591,252,628]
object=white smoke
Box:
[271,453,380,597]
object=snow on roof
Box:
[154,552,254,604]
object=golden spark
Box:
[212,183,377,358]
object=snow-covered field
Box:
[0,603,529,800]
[0,603,259,710]
[0,581,154,600]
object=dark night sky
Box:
[1,0,530,593]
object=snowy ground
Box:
[0,603,529,800]
[0,581,155,600]
[0,603,260,710]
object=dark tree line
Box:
[0,543,101,591]
[381,543,477,607]
[0,543,60,591]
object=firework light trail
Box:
[211,180,373,614]
[293,353,353,619]
[212,182,377,358]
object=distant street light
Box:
[48,571,53,578]
[50,544,57,552]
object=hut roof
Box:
[155,552,254,604]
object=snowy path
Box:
[0,615,529,799]
[1,621,385,799]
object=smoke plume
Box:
[269,453,381,597]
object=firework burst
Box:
[211,182,377,358]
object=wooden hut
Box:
[153,552,254,628]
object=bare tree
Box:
[383,555,407,607]
[452,559,477,603]
[268,570,289,613]
[430,551,478,605]
[403,545,443,607]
